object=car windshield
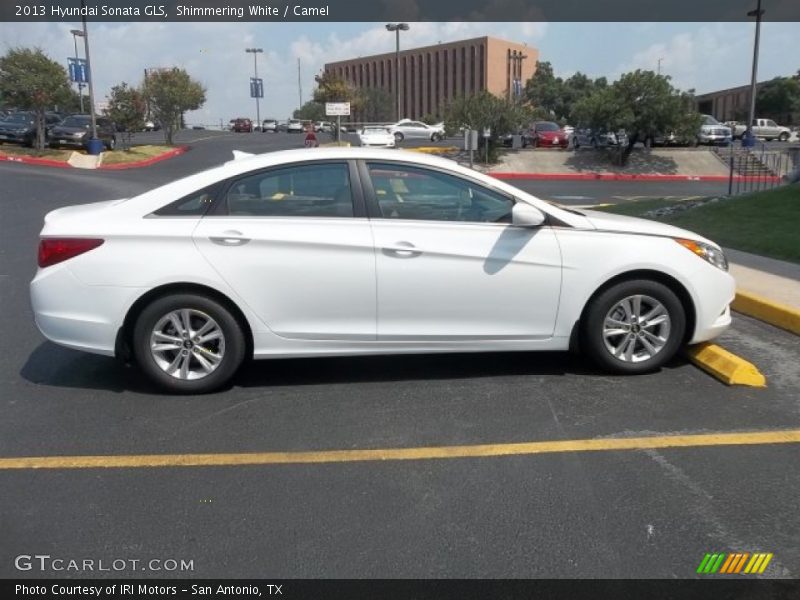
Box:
[703,116,720,125]
[61,116,91,127]
[3,113,34,124]
[535,122,560,132]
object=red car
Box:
[529,121,569,149]
[232,118,252,133]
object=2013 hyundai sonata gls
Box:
[31,148,735,393]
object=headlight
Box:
[675,238,728,271]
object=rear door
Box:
[193,160,377,340]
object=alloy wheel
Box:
[149,309,225,380]
[602,294,671,363]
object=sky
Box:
[0,21,797,125]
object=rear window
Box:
[152,185,219,217]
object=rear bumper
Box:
[30,265,143,357]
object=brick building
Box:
[324,36,538,120]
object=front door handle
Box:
[209,230,250,246]
[382,241,422,258]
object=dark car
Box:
[529,121,569,149]
[0,111,61,146]
[232,118,252,133]
[48,114,117,150]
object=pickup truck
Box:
[725,119,792,141]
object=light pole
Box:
[80,0,98,143]
[385,23,409,122]
[246,48,263,131]
[657,57,664,76]
[745,0,764,145]
[69,29,85,113]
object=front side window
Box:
[366,163,513,224]
[223,162,353,218]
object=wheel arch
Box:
[569,269,697,352]
[115,282,254,363]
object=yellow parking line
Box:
[1,429,799,471]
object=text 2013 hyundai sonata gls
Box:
[30,148,735,393]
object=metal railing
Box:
[720,143,799,195]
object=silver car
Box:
[390,119,445,143]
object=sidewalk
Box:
[726,247,800,309]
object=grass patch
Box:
[101,145,174,165]
[597,185,800,263]
[0,143,73,162]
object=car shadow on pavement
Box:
[20,341,692,394]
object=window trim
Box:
[357,159,520,226]
[148,182,223,218]
[206,159,366,219]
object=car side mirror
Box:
[512,203,546,227]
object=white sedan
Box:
[390,119,445,142]
[358,126,396,148]
[30,148,734,393]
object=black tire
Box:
[431,132,441,142]
[581,279,686,374]
[132,293,246,394]
[778,132,789,142]
[394,132,404,143]
[105,136,116,151]
[572,137,579,149]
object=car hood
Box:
[51,126,89,135]
[536,130,561,138]
[579,208,718,246]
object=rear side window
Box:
[152,185,219,217]
[221,162,353,218]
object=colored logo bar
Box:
[697,552,773,574]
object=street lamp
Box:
[245,48,263,130]
[745,0,764,146]
[385,23,409,122]
[79,0,98,145]
[69,29,85,113]
[509,52,528,100]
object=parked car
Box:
[286,119,304,133]
[390,119,445,142]
[262,119,278,133]
[48,114,117,150]
[501,130,530,148]
[232,118,253,133]
[529,121,569,149]
[0,111,61,146]
[358,126,396,148]
[561,125,575,139]
[572,127,625,149]
[728,118,791,142]
[30,147,734,394]
[143,120,160,132]
[697,115,732,146]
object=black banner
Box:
[4,579,800,600]
[1,0,800,22]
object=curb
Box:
[488,172,783,183]
[686,343,766,387]
[98,145,189,170]
[0,153,71,168]
[409,146,459,154]
[732,291,800,336]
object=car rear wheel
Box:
[133,293,246,394]
[581,279,686,374]
[105,137,116,151]
[394,132,404,143]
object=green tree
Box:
[756,76,800,124]
[104,82,146,148]
[572,69,702,163]
[143,68,205,145]
[358,87,393,122]
[523,62,607,124]
[293,100,325,121]
[444,91,536,161]
[312,71,358,106]
[0,47,72,149]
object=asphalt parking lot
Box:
[1,132,799,579]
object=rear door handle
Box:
[209,230,251,246]
[382,241,422,258]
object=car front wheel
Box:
[394,132,404,143]
[581,279,686,374]
[779,132,789,142]
[133,293,246,394]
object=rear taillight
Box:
[38,238,104,268]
